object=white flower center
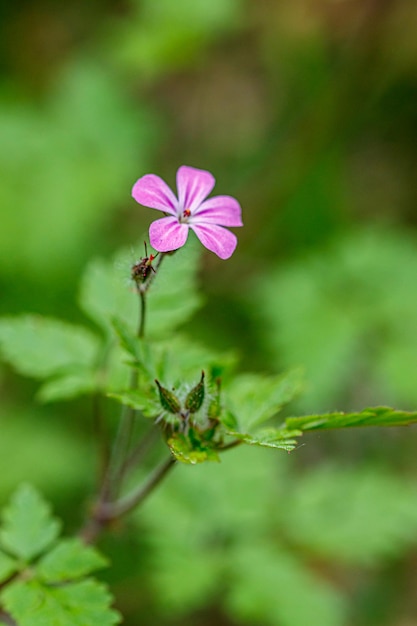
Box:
[179,208,192,224]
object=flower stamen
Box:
[180,208,192,223]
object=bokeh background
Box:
[1,1,417,625]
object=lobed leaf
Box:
[0,484,60,562]
[226,427,301,452]
[0,316,99,381]
[37,539,108,583]
[286,406,417,432]
[0,551,18,583]
[1,578,120,626]
[79,239,203,339]
[108,388,160,418]
[37,372,98,403]
[225,369,304,433]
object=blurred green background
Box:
[1,1,417,624]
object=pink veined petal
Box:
[177,166,215,213]
[192,195,243,227]
[132,174,178,214]
[190,223,238,260]
[149,216,189,252]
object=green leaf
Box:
[226,427,301,452]
[0,484,60,561]
[37,539,108,583]
[79,251,137,335]
[167,434,220,464]
[147,239,203,337]
[79,239,203,339]
[37,371,98,403]
[1,578,121,626]
[0,316,99,381]
[0,550,18,583]
[108,388,160,418]
[225,369,304,432]
[286,406,417,432]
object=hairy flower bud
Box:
[185,371,205,414]
[155,380,181,414]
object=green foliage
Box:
[0,62,153,283]
[0,316,99,402]
[281,465,417,566]
[0,408,90,494]
[0,485,120,626]
[139,446,417,625]
[0,485,60,562]
[228,428,300,452]
[79,240,202,338]
[0,316,98,381]
[111,0,243,77]
[37,539,108,582]
[167,433,220,464]
[225,369,304,432]
[286,406,417,431]
[255,229,417,411]
[226,542,345,626]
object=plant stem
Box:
[105,457,176,519]
[80,457,176,544]
[81,251,169,543]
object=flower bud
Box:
[185,371,205,414]
[155,380,181,414]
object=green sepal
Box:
[185,371,205,413]
[155,380,181,414]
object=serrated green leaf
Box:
[226,427,301,452]
[286,406,417,432]
[37,371,98,403]
[167,434,220,464]
[37,539,108,583]
[1,578,121,626]
[108,388,160,418]
[78,251,137,335]
[0,316,99,381]
[225,368,304,432]
[0,550,18,583]
[0,485,60,561]
[79,239,203,339]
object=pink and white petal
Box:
[132,174,178,214]
[192,195,243,227]
[177,166,215,213]
[190,223,237,260]
[149,216,189,252]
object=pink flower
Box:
[132,165,243,259]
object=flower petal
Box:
[132,174,178,214]
[149,216,189,252]
[190,223,238,260]
[177,166,215,213]
[192,195,243,227]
